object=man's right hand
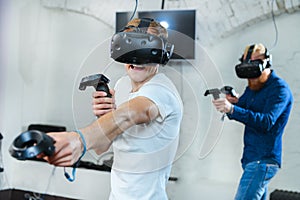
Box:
[226,94,239,104]
[92,89,116,117]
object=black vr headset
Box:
[235,44,272,79]
[110,18,174,65]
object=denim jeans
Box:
[234,160,279,200]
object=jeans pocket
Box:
[259,164,279,187]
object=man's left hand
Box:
[212,98,233,114]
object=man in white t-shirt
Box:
[45,18,183,200]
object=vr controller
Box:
[204,86,237,121]
[9,130,55,160]
[79,74,112,97]
[204,86,237,100]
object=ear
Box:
[265,49,272,68]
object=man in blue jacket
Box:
[212,43,293,200]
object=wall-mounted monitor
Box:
[116,9,196,60]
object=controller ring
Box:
[9,130,55,160]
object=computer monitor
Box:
[116,9,196,59]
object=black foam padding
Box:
[28,124,66,133]
[270,189,300,200]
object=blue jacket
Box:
[228,70,293,167]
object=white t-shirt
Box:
[109,73,183,200]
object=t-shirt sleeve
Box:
[137,83,180,122]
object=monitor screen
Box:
[116,9,196,59]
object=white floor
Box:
[167,179,237,200]
[166,178,284,200]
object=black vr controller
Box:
[9,130,55,160]
[204,86,237,121]
[79,73,112,97]
[204,86,237,100]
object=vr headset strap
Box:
[245,44,255,62]
[138,18,154,32]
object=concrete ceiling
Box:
[41,0,300,46]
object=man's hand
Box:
[43,132,83,167]
[212,98,234,114]
[92,89,116,117]
[225,93,239,104]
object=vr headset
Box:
[235,44,272,79]
[110,18,174,65]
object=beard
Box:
[248,79,265,91]
[247,69,271,91]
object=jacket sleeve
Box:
[228,84,292,133]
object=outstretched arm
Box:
[46,96,159,166]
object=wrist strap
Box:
[229,104,234,114]
[64,130,87,182]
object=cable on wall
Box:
[161,0,165,10]
[269,0,279,51]
[129,0,138,21]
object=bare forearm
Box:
[81,96,159,154]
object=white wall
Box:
[1,0,113,199]
[1,0,300,199]
[168,11,300,200]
